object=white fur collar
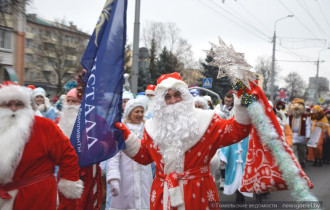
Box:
[145,108,214,153]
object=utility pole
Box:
[270,15,294,103]
[314,48,329,103]
[131,0,141,94]
[270,31,276,102]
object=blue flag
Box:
[71,0,127,167]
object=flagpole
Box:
[131,0,141,94]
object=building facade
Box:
[25,14,90,97]
[0,0,25,84]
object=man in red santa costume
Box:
[116,72,251,210]
[57,87,103,210]
[0,81,83,209]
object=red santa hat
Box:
[145,84,156,95]
[0,81,32,107]
[155,72,188,94]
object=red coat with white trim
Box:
[123,109,250,210]
[0,116,82,210]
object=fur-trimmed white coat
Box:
[106,122,153,210]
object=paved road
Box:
[218,161,330,209]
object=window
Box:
[25,54,34,63]
[0,28,13,50]
[30,72,34,79]
[65,60,74,67]
[44,43,55,51]
[0,0,11,14]
[47,57,56,66]
[26,39,34,48]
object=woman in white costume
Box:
[106,97,153,210]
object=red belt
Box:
[0,171,54,199]
[155,167,212,189]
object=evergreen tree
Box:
[137,66,152,92]
[156,47,181,77]
[200,52,232,100]
[149,38,158,83]
[124,44,132,74]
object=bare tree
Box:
[285,72,306,100]
[28,20,88,95]
[142,21,195,69]
[0,0,30,26]
[254,56,280,91]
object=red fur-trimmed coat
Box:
[0,116,82,210]
[123,109,250,210]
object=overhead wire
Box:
[197,0,269,43]
[215,0,271,38]
[298,0,330,39]
[236,1,273,35]
[315,0,330,31]
[278,0,321,39]
[197,0,325,71]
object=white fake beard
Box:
[58,104,80,138]
[152,87,199,172]
[0,107,34,184]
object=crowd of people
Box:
[0,72,329,209]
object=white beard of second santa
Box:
[0,107,34,184]
[58,104,80,138]
[152,88,199,173]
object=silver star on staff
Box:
[204,37,257,90]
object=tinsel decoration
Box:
[233,80,246,91]
[241,93,257,107]
[64,81,78,92]
[75,69,87,101]
[247,102,318,201]
[206,37,318,202]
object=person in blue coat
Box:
[219,137,252,202]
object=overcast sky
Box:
[27,0,330,87]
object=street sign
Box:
[202,78,212,88]
[318,97,325,104]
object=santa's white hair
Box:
[58,102,80,138]
[151,86,199,172]
[0,106,34,184]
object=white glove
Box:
[109,179,120,196]
[277,110,287,125]
[233,96,251,125]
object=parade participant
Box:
[307,105,330,167]
[107,98,153,210]
[288,98,311,168]
[215,91,234,119]
[203,95,214,110]
[193,96,208,110]
[145,84,156,99]
[115,72,251,210]
[57,87,104,210]
[122,91,134,112]
[0,81,83,209]
[145,85,156,119]
[323,109,330,164]
[32,87,56,121]
[276,100,286,111]
[219,137,252,202]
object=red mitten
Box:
[115,122,131,140]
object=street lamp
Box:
[315,48,330,103]
[270,15,294,103]
[123,73,130,91]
